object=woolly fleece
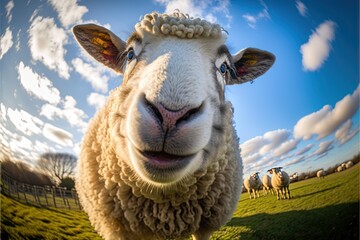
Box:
[76,85,243,239]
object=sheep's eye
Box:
[219,62,227,75]
[127,48,135,61]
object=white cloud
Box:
[295,143,314,156]
[294,84,359,140]
[8,136,33,157]
[28,16,70,79]
[87,92,107,110]
[72,58,110,93]
[241,129,291,158]
[300,20,336,71]
[335,120,360,145]
[259,129,290,154]
[1,103,7,121]
[314,139,334,156]
[0,27,13,60]
[73,142,81,156]
[17,62,61,105]
[240,129,297,171]
[40,96,88,132]
[5,0,14,23]
[284,155,306,167]
[272,139,300,157]
[242,0,270,29]
[34,140,52,153]
[48,0,88,28]
[15,29,21,51]
[29,8,40,23]
[243,153,262,165]
[0,104,54,164]
[7,107,44,136]
[296,0,307,17]
[43,123,73,147]
[241,136,267,158]
[154,0,232,26]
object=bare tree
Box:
[37,152,77,185]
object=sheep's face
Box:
[269,167,285,180]
[123,36,229,184]
[251,172,260,182]
[73,14,275,186]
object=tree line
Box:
[1,152,77,190]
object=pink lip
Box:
[142,151,190,169]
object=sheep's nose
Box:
[143,97,202,131]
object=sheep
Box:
[289,172,298,183]
[337,165,345,172]
[262,174,274,196]
[316,169,326,179]
[243,172,261,199]
[345,160,353,169]
[73,11,275,240]
[267,167,291,200]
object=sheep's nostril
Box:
[177,105,202,124]
[142,95,203,130]
[144,97,163,124]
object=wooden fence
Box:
[1,172,81,210]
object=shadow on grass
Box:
[227,202,359,240]
[292,184,341,199]
[290,183,313,191]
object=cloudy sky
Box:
[0,0,359,177]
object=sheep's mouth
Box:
[141,151,192,171]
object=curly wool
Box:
[134,11,223,39]
[77,83,242,240]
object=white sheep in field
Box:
[337,165,345,172]
[73,11,275,240]
[345,160,353,169]
[316,169,326,179]
[262,174,274,195]
[244,172,261,199]
[267,167,291,200]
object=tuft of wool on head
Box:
[135,11,224,39]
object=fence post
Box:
[44,186,50,207]
[58,187,66,207]
[71,188,82,210]
[22,184,28,204]
[15,182,20,200]
[33,185,40,205]
[52,186,57,208]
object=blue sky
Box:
[0,0,359,177]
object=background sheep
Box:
[267,167,291,200]
[289,172,298,183]
[262,174,274,196]
[337,165,345,172]
[73,12,275,240]
[317,169,326,179]
[244,172,261,199]
[345,160,353,169]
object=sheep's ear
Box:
[228,48,275,85]
[73,24,126,74]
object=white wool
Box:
[73,10,275,240]
[269,168,291,200]
[317,169,326,178]
[135,12,223,39]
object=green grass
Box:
[1,195,101,240]
[212,165,359,240]
[1,166,359,240]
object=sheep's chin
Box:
[128,144,203,185]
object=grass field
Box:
[1,165,359,240]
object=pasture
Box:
[1,165,358,240]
